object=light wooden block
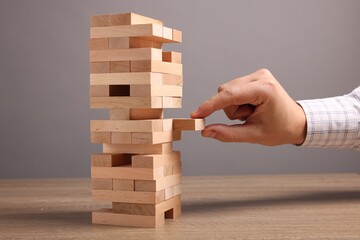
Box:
[110,13,163,26]
[112,202,155,216]
[90,48,162,62]
[113,179,134,191]
[109,37,130,49]
[130,38,162,49]
[90,24,162,39]
[91,166,163,180]
[111,132,132,144]
[162,52,182,63]
[130,109,163,120]
[103,142,172,154]
[173,184,181,196]
[91,153,132,167]
[92,189,165,204]
[162,73,183,86]
[131,131,181,144]
[134,174,181,192]
[91,14,111,27]
[90,62,109,74]
[173,118,205,131]
[130,84,182,97]
[131,60,182,75]
[163,26,173,40]
[109,109,130,120]
[90,72,166,86]
[162,97,182,108]
[92,208,164,228]
[92,178,113,190]
[90,96,163,109]
[91,132,111,143]
[91,119,172,133]
[163,163,173,176]
[110,61,130,73]
[164,186,174,200]
[173,161,182,174]
[172,29,182,42]
[90,85,109,97]
[131,152,180,168]
[90,38,109,50]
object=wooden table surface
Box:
[0,173,360,240]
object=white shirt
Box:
[297,86,360,151]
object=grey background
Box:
[0,0,359,178]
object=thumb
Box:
[201,123,257,143]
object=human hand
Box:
[191,69,306,146]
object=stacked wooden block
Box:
[89,13,204,228]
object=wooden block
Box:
[92,208,164,228]
[131,60,182,75]
[91,14,110,27]
[90,85,109,97]
[162,97,182,108]
[112,202,155,216]
[90,62,109,74]
[163,26,173,40]
[91,119,172,133]
[162,52,181,63]
[130,109,163,120]
[173,161,182,174]
[110,61,130,73]
[132,152,180,168]
[131,131,181,144]
[90,48,162,62]
[92,178,113,190]
[164,186,174,200]
[90,72,163,86]
[111,132,132,144]
[130,84,182,97]
[91,153,132,167]
[130,38,162,49]
[162,73,183,86]
[110,13,163,26]
[91,132,111,143]
[91,24,181,43]
[91,166,163,180]
[113,179,134,191]
[92,189,164,204]
[90,24,162,39]
[173,184,181,196]
[109,109,130,120]
[161,195,181,219]
[90,38,109,50]
[109,37,130,49]
[172,29,182,42]
[173,118,205,131]
[134,174,181,192]
[163,163,173,176]
[103,142,172,154]
[90,96,163,109]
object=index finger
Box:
[191,82,259,118]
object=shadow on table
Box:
[182,190,360,213]
[0,211,91,226]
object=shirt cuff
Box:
[297,94,359,150]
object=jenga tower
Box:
[89,13,204,228]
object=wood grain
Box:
[0,174,360,239]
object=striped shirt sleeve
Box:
[297,86,360,151]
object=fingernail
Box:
[191,108,200,116]
[202,130,216,138]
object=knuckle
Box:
[256,68,272,77]
[217,84,226,93]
